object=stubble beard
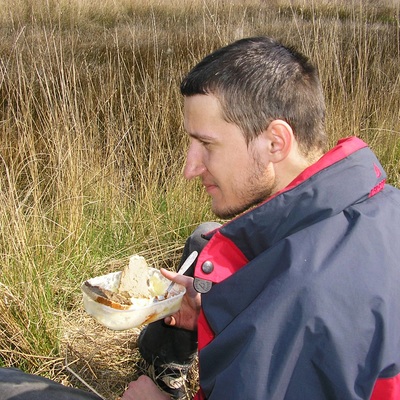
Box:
[213,186,275,219]
[212,164,277,220]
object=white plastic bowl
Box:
[81,269,186,331]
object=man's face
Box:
[183,94,277,219]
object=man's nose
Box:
[183,144,206,180]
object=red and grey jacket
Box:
[193,137,400,399]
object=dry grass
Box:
[61,310,141,400]
[0,0,399,398]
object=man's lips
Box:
[203,182,218,194]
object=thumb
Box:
[160,268,192,288]
[163,315,177,326]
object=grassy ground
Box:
[0,0,399,398]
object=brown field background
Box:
[0,0,399,398]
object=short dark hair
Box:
[181,37,327,155]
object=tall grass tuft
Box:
[0,0,399,397]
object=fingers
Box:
[160,267,201,330]
[121,375,170,400]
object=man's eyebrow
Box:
[187,131,215,142]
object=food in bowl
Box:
[81,255,186,330]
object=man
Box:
[123,36,400,399]
[1,36,399,400]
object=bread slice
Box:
[82,281,133,310]
[118,255,150,298]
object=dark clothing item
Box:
[194,137,400,399]
[0,368,102,400]
[138,222,221,367]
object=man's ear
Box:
[264,119,294,162]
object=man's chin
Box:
[212,203,249,220]
[212,198,266,220]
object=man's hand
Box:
[160,268,201,331]
[120,375,170,400]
